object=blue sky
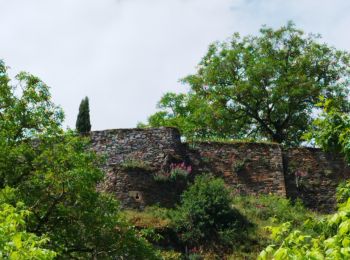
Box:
[1,0,349,130]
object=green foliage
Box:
[232,194,314,227]
[228,194,315,259]
[121,159,153,171]
[259,199,350,259]
[0,60,159,259]
[259,99,350,259]
[123,206,171,228]
[144,22,350,145]
[160,250,183,260]
[75,96,91,133]
[144,92,226,140]
[304,97,350,158]
[153,172,172,182]
[0,188,56,259]
[171,174,249,249]
[122,194,316,259]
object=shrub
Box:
[171,174,249,249]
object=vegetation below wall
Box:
[122,181,317,259]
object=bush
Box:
[171,174,249,250]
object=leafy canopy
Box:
[0,60,159,259]
[144,22,350,145]
[0,188,56,259]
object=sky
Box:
[1,0,349,130]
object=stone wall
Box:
[91,127,186,169]
[283,148,350,212]
[187,142,286,196]
[91,127,188,209]
[91,127,350,212]
[99,166,187,209]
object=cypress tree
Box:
[76,97,91,133]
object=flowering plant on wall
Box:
[169,162,192,180]
[154,162,192,182]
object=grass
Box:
[123,206,171,229]
[232,194,317,226]
[120,159,153,171]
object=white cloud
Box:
[0,0,349,130]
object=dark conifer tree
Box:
[76,96,91,133]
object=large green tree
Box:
[76,96,91,134]
[0,60,159,259]
[144,22,350,145]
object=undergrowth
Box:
[123,192,317,259]
[123,206,171,228]
[229,194,317,259]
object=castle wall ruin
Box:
[91,127,350,212]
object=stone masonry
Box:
[91,127,350,212]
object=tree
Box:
[144,22,350,145]
[76,96,91,133]
[141,92,243,140]
[0,60,159,259]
